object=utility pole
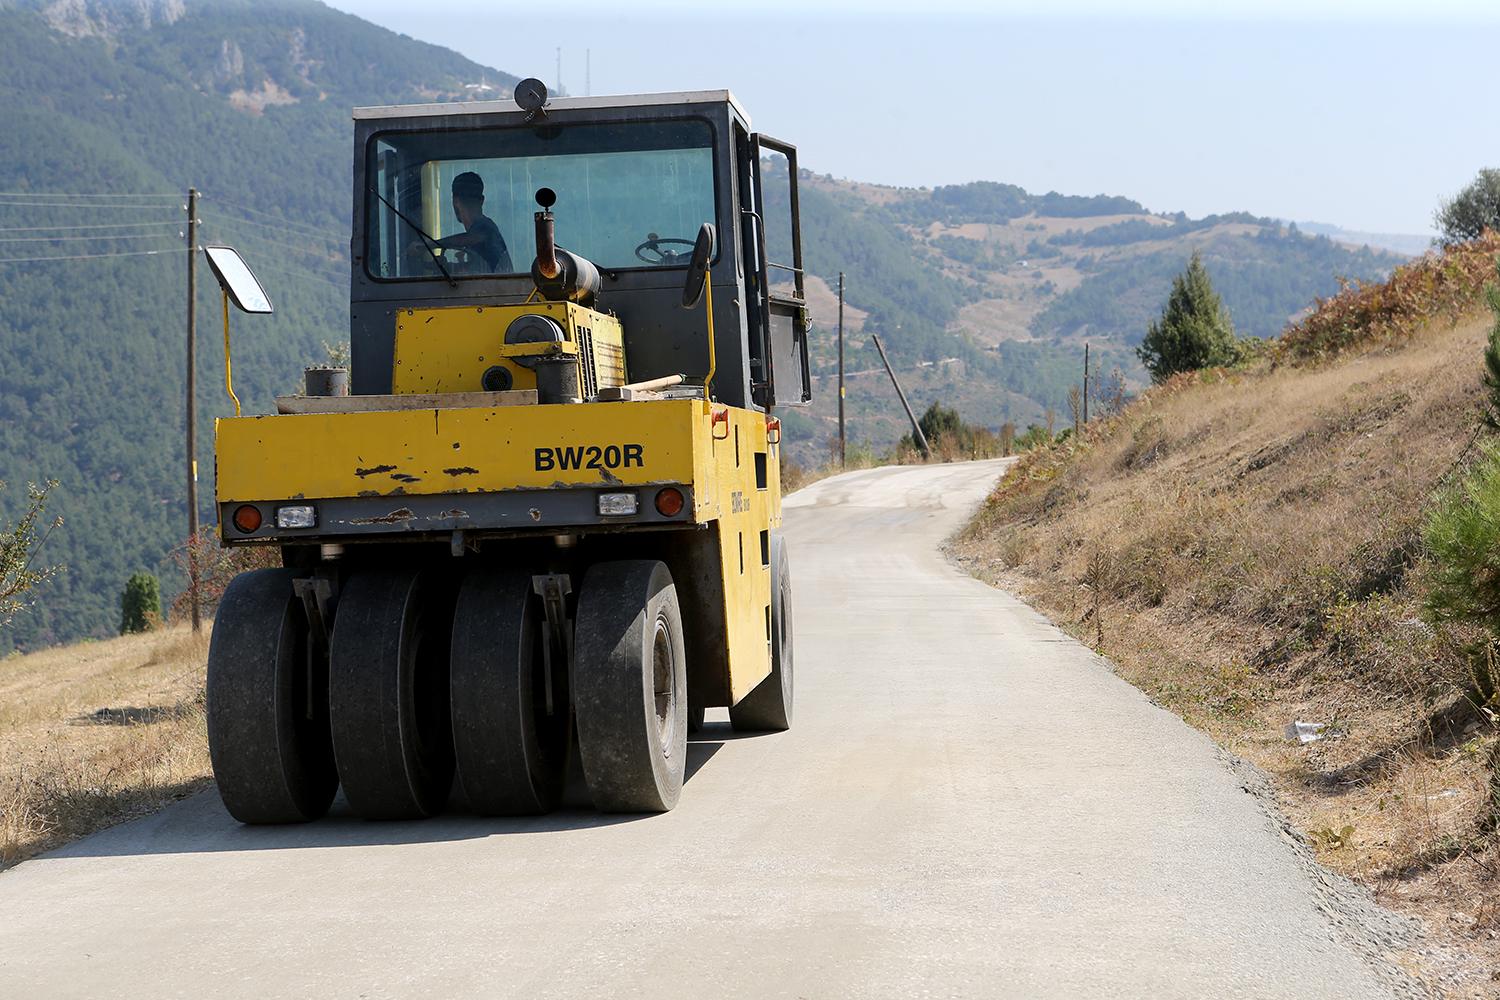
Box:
[871,333,930,460]
[185,188,201,632]
[1082,341,1090,426]
[586,49,591,97]
[556,47,562,97]
[837,272,845,468]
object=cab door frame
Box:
[744,133,812,409]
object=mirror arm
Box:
[222,290,241,417]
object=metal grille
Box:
[577,324,598,398]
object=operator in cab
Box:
[407,171,513,274]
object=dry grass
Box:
[0,621,215,870]
[954,309,1500,996]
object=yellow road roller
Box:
[206,80,811,822]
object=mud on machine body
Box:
[206,80,811,822]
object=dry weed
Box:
[0,622,215,870]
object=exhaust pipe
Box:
[529,187,601,306]
[535,193,560,280]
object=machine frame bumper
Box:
[214,397,780,542]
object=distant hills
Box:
[0,0,1404,648]
[777,178,1403,466]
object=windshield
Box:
[366,119,716,280]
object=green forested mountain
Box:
[0,0,1406,648]
[0,0,514,650]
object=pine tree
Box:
[119,573,161,635]
[1136,249,1237,383]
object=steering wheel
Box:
[635,232,696,265]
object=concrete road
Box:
[0,459,1419,999]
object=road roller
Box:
[205,81,810,822]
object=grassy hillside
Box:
[0,620,213,869]
[953,236,1500,997]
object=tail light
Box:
[232,504,262,534]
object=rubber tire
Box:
[729,533,794,732]
[207,568,338,824]
[451,567,570,815]
[329,569,455,820]
[573,560,687,813]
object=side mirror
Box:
[202,245,272,417]
[203,246,273,314]
[680,223,716,309]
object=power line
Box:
[0,201,181,210]
[0,191,179,198]
[0,232,180,244]
[0,221,178,233]
[236,254,346,290]
[0,247,188,264]
[201,194,343,239]
[201,223,346,275]
[203,212,342,244]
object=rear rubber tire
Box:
[451,567,570,815]
[207,568,337,824]
[329,569,456,820]
[729,533,793,732]
[573,560,687,813]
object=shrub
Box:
[1423,440,1500,632]
[899,400,1004,462]
[1136,249,1237,383]
[1283,232,1500,360]
[0,479,62,630]
[1435,168,1500,247]
[163,527,280,624]
[118,572,160,634]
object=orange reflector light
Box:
[232,504,262,534]
[655,487,685,517]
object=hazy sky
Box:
[323,1,1500,236]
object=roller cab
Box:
[207,83,808,823]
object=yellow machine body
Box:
[392,302,626,397]
[216,399,781,703]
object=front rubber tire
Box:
[573,560,687,813]
[329,569,456,820]
[207,568,337,824]
[729,533,793,732]
[451,567,570,815]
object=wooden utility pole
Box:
[185,188,201,632]
[1082,342,1090,427]
[871,333,930,460]
[837,272,845,468]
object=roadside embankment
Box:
[954,286,1500,995]
[0,622,214,870]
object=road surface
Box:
[0,459,1420,998]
